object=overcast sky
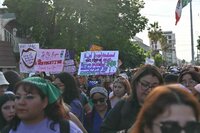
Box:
[137,0,200,62]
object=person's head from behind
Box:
[0,92,15,129]
[112,77,131,98]
[3,70,21,91]
[14,77,67,124]
[132,84,200,133]
[131,65,164,105]
[164,73,178,84]
[90,86,108,112]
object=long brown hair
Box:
[131,84,200,133]
[129,65,164,102]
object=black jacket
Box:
[101,99,140,133]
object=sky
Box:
[0,0,3,7]
[137,0,200,62]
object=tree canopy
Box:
[4,0,148,68]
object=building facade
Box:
[162,31,177,65]
[132,36,151,52]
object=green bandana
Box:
[22,77,61,104]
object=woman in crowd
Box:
[109,77,131,108]
[131,84,200,133]
[101,65,164,133]
[178,70,200,94]
[59,98,88,133]
[1,77,82,133]
[84,87,110,133]
[53,72,84,123]
[76,75,92,115]
[0,92,15,131]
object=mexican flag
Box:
[175,0,191,25]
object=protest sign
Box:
[19,43,39,73]
[63,50,76,74]
[145,57,155,65]
[35,49,66,73]
[78,51,119,75]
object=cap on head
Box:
[90,86,108,98]
[0,72,9,86]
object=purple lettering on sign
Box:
[78,51,119,75]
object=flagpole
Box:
[190,0,194,64]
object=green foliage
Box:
[147,22,168,64]
[4,0,148,68]
[159,35,168,51]
[147,22,168,51]
[119,42,146,68]
[153,53,163,67]
[197,36,200,50]
[147,22,163,44]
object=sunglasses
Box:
[159,121,200,133]
[92,98,106,104]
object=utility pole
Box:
[190,1,194,64]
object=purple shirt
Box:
[9,118,82,133]
[70,98,84,123]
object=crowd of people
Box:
[0,64,200,133]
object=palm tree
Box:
[159,35,168,65]
[147,22,163,51]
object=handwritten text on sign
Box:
[35,49,66,73]
[78,51,119,75]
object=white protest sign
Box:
[78,51,119,75]
[145,57,155,65]
[19,43,39,73]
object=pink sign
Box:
[35,49,66,73]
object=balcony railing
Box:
[3,27,27,53]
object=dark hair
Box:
[10,82,69,131]
[132,84,200,133]
[130,65,164,102]
[0,93,15,130]
[3,70,21,91]
[178,70,200,83]
[164,73,178,84]
[55,72,80,104]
